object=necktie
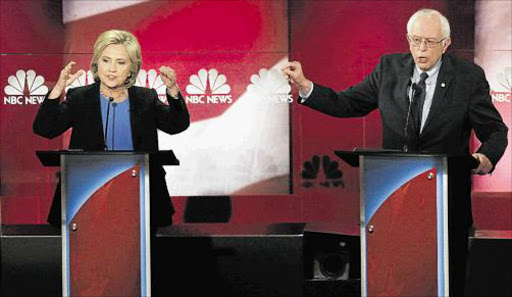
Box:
[413,72,428,134]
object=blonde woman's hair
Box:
[91,30,142,88]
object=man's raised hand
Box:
[282,61,312,95]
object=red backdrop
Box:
[1,0,510,231]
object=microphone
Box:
[104,96,114,150]
[403,83,421,152]
[111,102,117,150]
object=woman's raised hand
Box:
[48,61,85,99]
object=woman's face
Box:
[97,44,131,89]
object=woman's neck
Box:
[100,84,128,102]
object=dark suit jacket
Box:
[33,82,190,227]
[303,53,508,166]
[302,53,508,227]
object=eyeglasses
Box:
[408,35,445,48]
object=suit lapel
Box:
[128,87,140,149]
[87,82,105,149]
[421,55,455,135]
[397,55,415,127]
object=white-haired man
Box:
[284,8,508,296]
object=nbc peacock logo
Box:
[64,69,169,103]
[185,69,232,104]
[3,70,49,105]
[247,68,293,103]
[65,70,94,92]
[301,155,344,189]
[490,67,511,103]
[136,69,168,103]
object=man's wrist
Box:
[166,85,180,99]
[298,80,312,97]
[298,80,313,98]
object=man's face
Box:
[408,15,451,71]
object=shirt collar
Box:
[414,57,442,83]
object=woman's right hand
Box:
[48,61,85,99]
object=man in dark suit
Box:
[283,8,508,296]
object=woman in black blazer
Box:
[33,29,189,227]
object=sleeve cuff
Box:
[298,82,314,103]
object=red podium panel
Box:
[37,150,179,297]
[366,169,438,296]
[335,150,455,297]
[69,165,141,297]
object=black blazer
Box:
[303,53,508,166]
[33,82,190,227]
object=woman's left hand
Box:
[159,66,180,98]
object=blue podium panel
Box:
[360,155,449,297]
[61,154,150,297]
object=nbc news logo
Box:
[490,67,511,103]
[185,69,232,104]
[3,70,48,105]
[247,68,293,103]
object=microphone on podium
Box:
[104,97,114,150]
[403,83,422,152]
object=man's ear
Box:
[442,37,452,53]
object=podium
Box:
[335,150,478,297]
[37,150,179,297]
